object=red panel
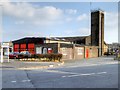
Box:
[86,49,89,58]
[14,49,19,52]
[28,43,34,48]
[20,48,26,52]
[14,44,19,52]
[14,44,19,48]
[19,44,26,52]
[28,49,35,54]
[28,44,35,54]
[20,44,26,48]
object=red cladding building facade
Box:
[12,37,45,54]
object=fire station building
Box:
[12,10,108,60]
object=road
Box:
[2,56,119,88]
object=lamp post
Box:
[97,47,100,57]
[0,2,3,63]
[1,46,3,63]
[89,48,92,58]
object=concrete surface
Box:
[1,59,64,70]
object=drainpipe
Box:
[73,44,75,59]
[58,43,60,53]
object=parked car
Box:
[9,52,20,59]
[18,51,31,59]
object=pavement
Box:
[1,59,64,70]
[62,56,118,67]
[0,55,118,70]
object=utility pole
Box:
[0,2,3,63]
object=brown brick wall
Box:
[36,43,99,60]
[74,46,85,59]
[60,47,73,60]
[60,44,85,60]
[85,46,98,58]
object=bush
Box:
[36,53,62,61]
[18,53,63,62]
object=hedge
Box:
[19,53,62,62]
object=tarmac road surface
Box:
[2,56,119,88]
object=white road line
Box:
[62,76,67,78]
[21,80,31,82]
[11,80,31,83]
[45,70,77,74]
[62,73,95,78]
[45,70,107,78]
[68,74,82,77]
[11,81,16,83]
[62,72,107,78]
[80,73,96,76]
[97,72,107,74]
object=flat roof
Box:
[12,37,46,44]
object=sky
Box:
[1,1,118,44]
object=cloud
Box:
[105,12,118,29]
[3,29,45,41]
[77,28,90,35]
[15,20,25,24]
[104,12,118,43]
[64,27,90,36]
[65,17,73,22]
[77,14,88,21]
[2,1,64,26]
[66,9,77,15]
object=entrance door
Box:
[86,49,89,58]
[36,47,42,54]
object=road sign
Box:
[1,42,10,63]
[2,42,9,47]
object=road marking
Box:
[21,80,31,82]
[97,72,107,74]
[11,80,31,83]
[45,70,77,74]
[62,72,107,78]
[11,81,16,83]
[62,73,96,78]
[80,73,96,76]
[45,70,107,77]
[62,76,67,78]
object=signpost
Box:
[1,43,9,63]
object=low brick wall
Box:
[74,46,84,59]
[85,46,99,58]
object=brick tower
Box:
[91,10,104,56]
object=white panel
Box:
[36,47,42,54]
[78,48,83,55]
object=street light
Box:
[0,3,3,63]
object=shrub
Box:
[57,54,62,61]
[18,53,63,62]
[37,54,44,59]
[37,53,62,61]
